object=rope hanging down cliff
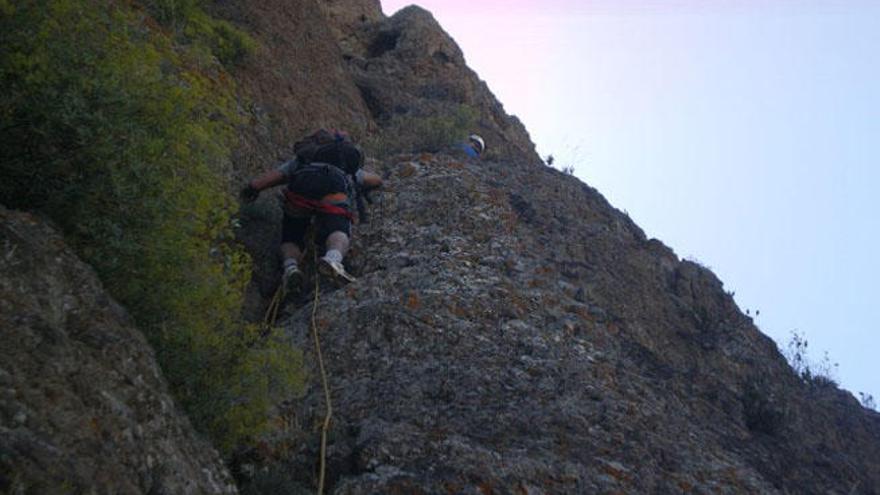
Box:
[263,250,333,495]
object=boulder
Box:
[0,206,237,494]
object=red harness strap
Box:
[283,190,354,221]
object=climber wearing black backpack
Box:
[240,129,382,290]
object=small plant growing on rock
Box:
[742,376,788,435]
[145,0,258,67]
[784,330,839,387]
[365,104,478,157]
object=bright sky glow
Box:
[381,1,880,402]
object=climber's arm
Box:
[357,170,383,189]
[240,170,286,203]
[249,169,287,191]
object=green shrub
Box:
[365,104,478,158]
[742,376,788,435]
[0,0,300,452]
[145,0,258,67]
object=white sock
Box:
[324,249,343,264]
[283,258,298,271]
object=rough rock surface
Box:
[228,0,542,317]
[0,206,237,494]
[211,0,375,180]
[247,153,880,494]
[219,2,880,492]
[318,0,383,51]
[337,6,541,164]
[216,0,540,178]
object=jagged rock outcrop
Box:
[212,0,375,179]
[214,0,539,179]
[0,206,237,494]
[318,0,383,51]
[242,153,880,494]
[336,5,541,164]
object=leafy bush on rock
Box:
[0,0,299,453]
[366,104,478,158]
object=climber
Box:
[240,129,382,290]
[460,133,485,158]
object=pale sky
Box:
[381,1,879,402]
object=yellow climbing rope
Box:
[311,260,332,495]
[262,247,333,495]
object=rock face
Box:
[252,152,880,494]
[337,5,541,164]
[0,206,236,494]
[215,0,539,180]
[215,1,880,493]
[223,0,542,319]
[318,0,383,49]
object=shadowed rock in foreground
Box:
[0,206,237,494]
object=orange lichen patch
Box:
[447,161,465,169]
[444,481,463,494]
[601,461,632,483]
[89,416,101,435]
[451,303,469,318]
[477,481,496,495]
[405,291,421,310]
[399,162,418,178]
[568,305,592,320]
[721,467,742,485]
[419,152,433,162]
[678,480,694,492]
[388,481,428,495]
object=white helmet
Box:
[468,134,485,155]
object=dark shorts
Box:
[282,212,351,251]
[280,163,352,250]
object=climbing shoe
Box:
[281,262,304,295]
[318,256,356,284]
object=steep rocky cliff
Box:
[0,207,236,494]
[222,0,542,318]
[241,152,880,494]
[224,1,880,494]
[3,0,879,493]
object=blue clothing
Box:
[460,143,480,158]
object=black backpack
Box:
[292,129,372,222]
[293,128,363,175]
